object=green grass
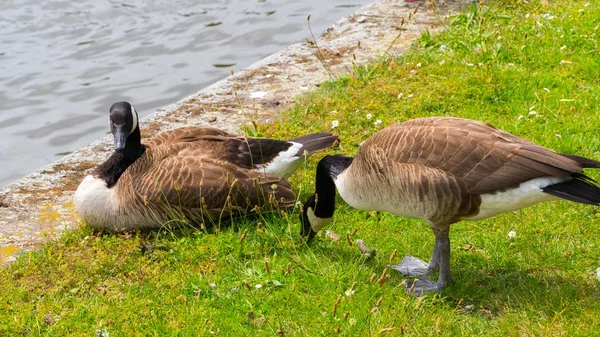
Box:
[3,0,600,335]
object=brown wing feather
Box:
[363,117,583,194]
[143,127,234,147]
[130,145,295,223]
[143,127,294,170]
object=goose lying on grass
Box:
[74,101,338,232]
[300,116,600,294]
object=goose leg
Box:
[406,228,452,295]
[387,232,442,277]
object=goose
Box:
[74,101,339,232]
[300,116,600,294]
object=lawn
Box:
[2,0,600,335]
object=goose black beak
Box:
[113,123,127,151]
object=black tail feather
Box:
[290,133,340,155]
[560,153,600,168]
[542,174,600,205]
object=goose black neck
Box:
[97,127,145,188]
[312,154,353,218]
[120,127,144,160]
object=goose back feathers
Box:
[74,102,339,231]
[301,116,600,294]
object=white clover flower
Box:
[416,63,422,68]
[331,120,339,129]
[508,230,517,239]
[529,111,537,116]
[345,289,355,296]
[467,63,474,67]
[255,284,263,289]
[366,113,373,120]
[439,44,447,52]
[374,119,382,126]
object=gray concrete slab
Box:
[0,0,471,264]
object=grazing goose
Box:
[74,101,338,232]
[300,116,600,294]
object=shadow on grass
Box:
[388,254,600,318]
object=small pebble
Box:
[356,239,376,258]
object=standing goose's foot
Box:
[388,255,431,277]
[406,278,445,296]
[396,229,452,296]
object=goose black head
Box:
[300,193,334,242]
[109,101,139,152]
[299,154,348,242]
[300,194,318,242]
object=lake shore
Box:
[0,0,468,263]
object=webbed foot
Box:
[406,278,444,296]
[388,254,431,277]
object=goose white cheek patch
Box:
[130,106,139,135]
[130,106,139,134]
[307,207,333,232]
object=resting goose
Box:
[300,116,600,294]
[74,101,338,231]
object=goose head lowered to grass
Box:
[300,116,600,295]
[74,101,339,232]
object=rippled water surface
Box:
[0,0,361,187]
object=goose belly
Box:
[74,175,155,231]
[334,170,442,220]
[463,176,565,221]
[74,175,119,230]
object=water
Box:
[0,0,361,187]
